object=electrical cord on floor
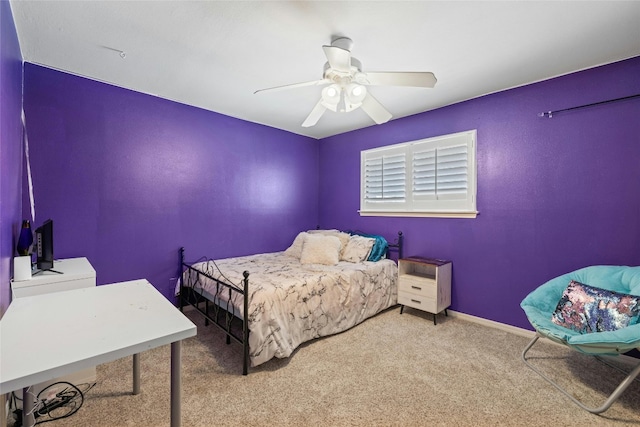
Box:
[10,381,96,427]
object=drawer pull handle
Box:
[411,286,422,290]
[411,299,421,304]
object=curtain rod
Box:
[538,93,640,118]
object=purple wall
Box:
[0,0,23,316]
[20,53,640,329]
[23,64,319,300]
[319,57,640,330]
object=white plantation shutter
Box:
[361,130,477,217]
[436,144,468,198]
[364,157,384,200]
[362,145,407,211]
[412,148,436,198]
[364,153,406,201]
[413,143,469,201]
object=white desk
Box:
[0,279,196,427]
[11,257,98,397]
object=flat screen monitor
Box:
[35,219,54,272]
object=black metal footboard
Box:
[177,231,402,376]
[178,247,250,375]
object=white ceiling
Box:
[10,1,640,139]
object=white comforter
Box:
[183,251,398,367]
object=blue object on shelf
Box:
[16,220,33,256]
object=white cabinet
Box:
[10,257,97,398]
[398,257,452,325]
[11,257,96,298]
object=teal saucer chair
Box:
[520,265,640,414]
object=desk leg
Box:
[22,387,34,427]
[1,393,7,427]
[133,353,141,395]
[171,341,182,427]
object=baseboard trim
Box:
[447,310,536,339]
[447,309,639,366]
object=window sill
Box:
[359,210,478,219]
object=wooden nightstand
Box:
[398,257,452,325]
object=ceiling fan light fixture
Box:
[321,84,342,112]
[321,84,341,104]
[347,83,366,103]
[337,90,346,113]
[255,36,434,128]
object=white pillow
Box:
[307,228,341,234]
[342,235,376,263]
[308,229,350,257]
[300,234,341,265]
[283,232,309,259]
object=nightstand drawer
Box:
[398,275,436,298]
[398,293,438,313]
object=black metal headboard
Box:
[387,231,403,260]
[342,229,403,261]
[312,227,403,261]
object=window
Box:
[360,130,477,218]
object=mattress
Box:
[182,251,398,367]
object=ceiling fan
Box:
[254,37,437,128]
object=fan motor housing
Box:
[323,57,362,83]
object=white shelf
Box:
[399,272,436,281]
[11,257,96,298]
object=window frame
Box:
[360,130,478,218]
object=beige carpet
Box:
[8,307,640,426]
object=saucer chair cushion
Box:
[521,265,640,355]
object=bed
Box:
[178,229,403,374]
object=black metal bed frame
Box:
[178,230,403,375]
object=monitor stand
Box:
[32,268,63,276]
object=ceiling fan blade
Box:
[363,72,437,88]
[360,93,392,124]
[322,45,351,73]
[301,100,327,127]
[254,79,327,95]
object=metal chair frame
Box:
[522,333,640,414]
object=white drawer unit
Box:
[11,257,96,298]
[10,257,97,401]
[398,257,452,325]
